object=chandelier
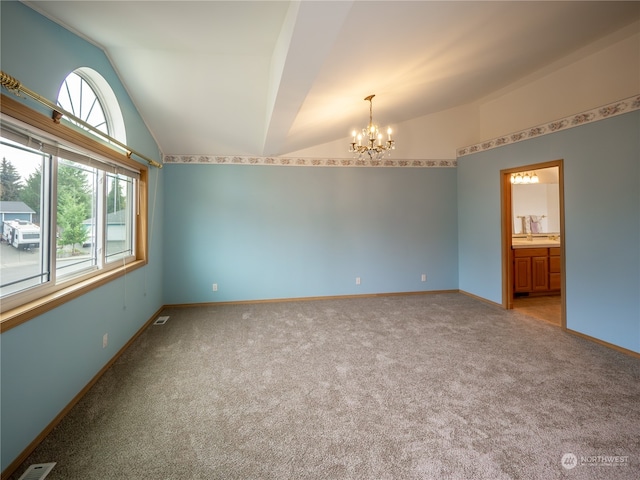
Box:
[349,94,395,160]
[510,171,539,184]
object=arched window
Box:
[56,68,126,143]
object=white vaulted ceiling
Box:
[25,1,640,157]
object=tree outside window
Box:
[0,157,23,201]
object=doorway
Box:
[501,160,566,329]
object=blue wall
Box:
[163,164,459,303]
[458,111,640,353]
[0,2,165,473]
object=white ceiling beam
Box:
[261,1,354,156]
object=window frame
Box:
[0,94,148,332]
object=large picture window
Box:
[0,93,147,329]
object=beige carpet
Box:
[10,293,640,479]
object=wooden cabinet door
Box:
[514,257,532,292]
[549,254,561,290]
[532,256,549,291]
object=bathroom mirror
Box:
[511,166,560,235]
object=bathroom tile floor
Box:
[512,294,562,326]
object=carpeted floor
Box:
[9,293,640,479]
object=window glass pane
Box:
[105,173,134,263]
[57,72,109,137]
[0,140,49,296]
[84,98,108,134]
[57,71,81,118]
[56,158,98,278]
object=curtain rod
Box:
[0,70,162,169]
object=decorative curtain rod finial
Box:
[0,71,21,91]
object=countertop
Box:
[512,237,561,249]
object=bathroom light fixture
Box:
[511,171,539,184]
[349,94,395,160]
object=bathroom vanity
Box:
[512,237,561,294]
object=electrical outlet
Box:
[212,283,218,292]
[421,274,427,282]
[356,277,361,285]
[102,333,108,349]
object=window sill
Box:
[0,259,146,333]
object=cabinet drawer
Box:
[549,256,561,273]
[550,273,561,290]
[550,247,561,256]
[514,248,548,257]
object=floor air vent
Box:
[154,315,170,325]
[18,463,56,480]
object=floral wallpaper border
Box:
[457,94,640,157]
[163,154,457,168]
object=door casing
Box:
[500,159,566,329]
